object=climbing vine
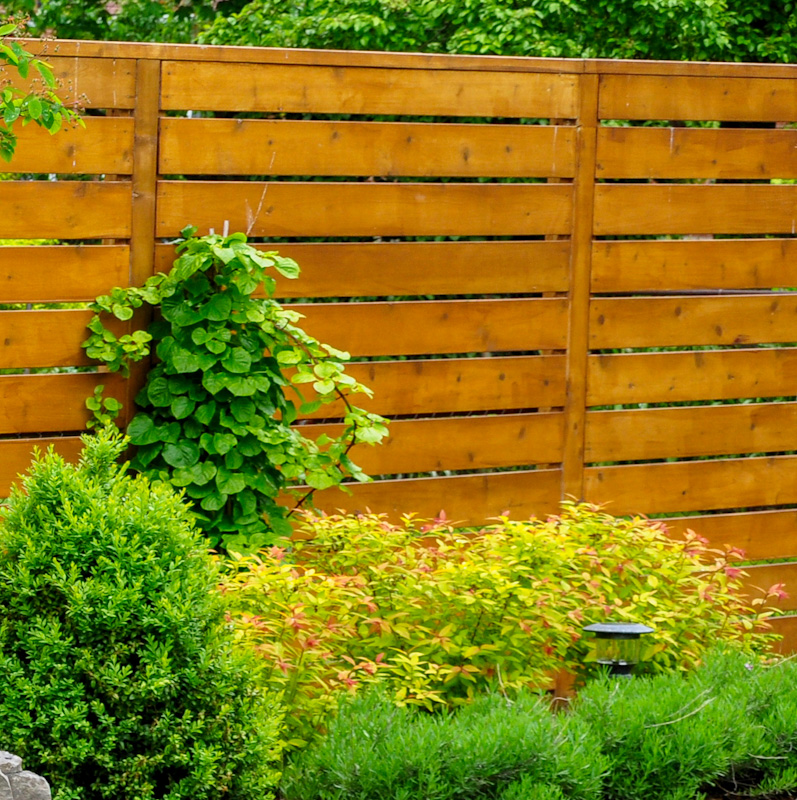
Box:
[83,227,388,553]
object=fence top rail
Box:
[17,38,797,79]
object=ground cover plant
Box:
[83,227,387,553]
[281,648,797,800]
[0,428,283,800]
[223,502,779,745]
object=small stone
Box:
[9,770,51,800]
[0,754,21,776]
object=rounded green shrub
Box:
[0,427,283,800]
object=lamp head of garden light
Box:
[582,621,655,677]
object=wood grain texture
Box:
[592,239,797,292]
[290,298,569,357]
[599,74,797,121]
[770,615,797,654]
[0,182,132,239]
[588,348,797,406]
[597,127,797,180]
[162,61,580,117]
[665,510,797,562]
[0,310,125,369]
[590,295,797,349]
[0,373,125,435]
[584,455,797,515]
[0,245,129,303]
[301,412,564,475]
[586,402,797,462]
[7,117,134,174]
[0,54,136,108]
[156,181,573,238]
[740,562,797,613]
[309,468,562,523]
[300,355,567,418]
[594,184,797,236]
[0,436,84,497]
[160,119,577,178]
[154,240,572,297]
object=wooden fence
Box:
[3,40,797,644]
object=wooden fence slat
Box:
[301,355,567,418]
[0,374,125,435]
[161,61,580,118]
[665,510,797,562]
[584,455,797,515]
[0,55,137,109]
[591,239,797,293]
[596,127,797,180]
[154,240,572,297]
[0,182,132,239]
[160,119,578,178]
[0,310,125,369]
[586,402,797,462]
[156,181,573,238]
[594,184,797,236]
[770,616,797,654]
[0,436,84,497]
[590,295,797,349]
[741,563,797,613]
[309,468,562,523]
[7,117,134,174]
[599,74,797,121]
[291,298,568,357]
[0,246,129,303]
[588,348,797,406]
[302,412,564,475]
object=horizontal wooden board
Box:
[592,239,797,292]
[584,455,797,515]
[770,615,797,654]
[590,295,797,349]
[0,182,132,239]
[588,348,797,406]
[7,116,134,174]
[160,119,577,178]
[301,355,567,418]
[309,468,562,523]
[0,436,84,497]
[597,127,797,180]
[665,510,797,562]
[739,562,797,613]
[0,245,130,303]
[599,74,797,121]
[162,61,580,118]
[156,181,573,238]
[594,185,797,236]
[302,412,564,475]
[0,310,126,369]
[291,298,569,357]
[0,373,125,435]
[0,55,137,109]
[586,402,797,463]
[154,240,572,297]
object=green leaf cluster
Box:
[0,21,84,162]
[199,0,797,64]
[283,649,797,800]
[83,227,387,553]
[222,502,777,745]
[0,427,283,800]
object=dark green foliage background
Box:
[0,428,282,800]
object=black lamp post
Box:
[582,621,655,677]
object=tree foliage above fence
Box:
[199,0,797,62]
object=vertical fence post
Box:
[125,58,161,418]
[562,71,599,501]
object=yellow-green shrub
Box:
[222,502,778,745]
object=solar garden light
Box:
[582,621,655,677]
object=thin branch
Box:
[644,696,715,728]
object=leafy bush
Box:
[281,689,607,800]
[83,227,387,553]
[223,502,778,744]
[0,428,283,800]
